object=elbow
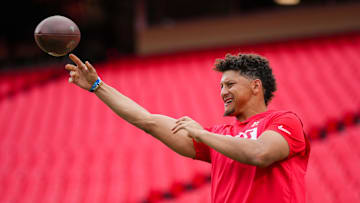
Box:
[251,151,273,168]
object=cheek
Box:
[234,88,252,105]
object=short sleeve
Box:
[193,139,211,163]
[192,127,214,163]
[266,112,308,158]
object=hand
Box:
[172,116,205,142]
[65,54,99,91]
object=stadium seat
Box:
[0,33,360,202]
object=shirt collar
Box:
[234,110,274,126]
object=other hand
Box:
[65,54,99,91]
[172,116,205,142]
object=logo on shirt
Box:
[233,128,258,140]
[278,125,291,135]
[251,121,260,127]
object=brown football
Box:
[34,15,81,57]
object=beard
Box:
[223,107,235,117]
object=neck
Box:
[235,103,267,122]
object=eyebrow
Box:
[220,79,236,84]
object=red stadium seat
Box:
[0,33,360,202]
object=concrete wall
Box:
[136,2,360,55]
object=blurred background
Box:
[0,0,360,202]
[1,0,359,68]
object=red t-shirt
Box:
[193,110,310,203]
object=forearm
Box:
[198,131,266,166]
[95,82,196,158]
[95,82,152,131]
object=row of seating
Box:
[0,32,359,202]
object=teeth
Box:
[225,99,232,104]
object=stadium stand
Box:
[0,32,359,202]
[306,126,360,203]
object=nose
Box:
[221,86,230,99]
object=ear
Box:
[251,79,263,95]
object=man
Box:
[65,53,310,203]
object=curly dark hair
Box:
[214,53,277,105]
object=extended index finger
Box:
[69,54,84,67]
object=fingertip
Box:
[85,61,95,72]
[68,53,75,59]
[65,65,75,71]
[84,61,90,69]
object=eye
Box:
[228,82,235,88]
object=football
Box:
[34,15,81,57]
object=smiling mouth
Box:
[224,98,233,106]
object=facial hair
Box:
[223,108,235,117]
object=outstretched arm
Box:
[65,54,196,158]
